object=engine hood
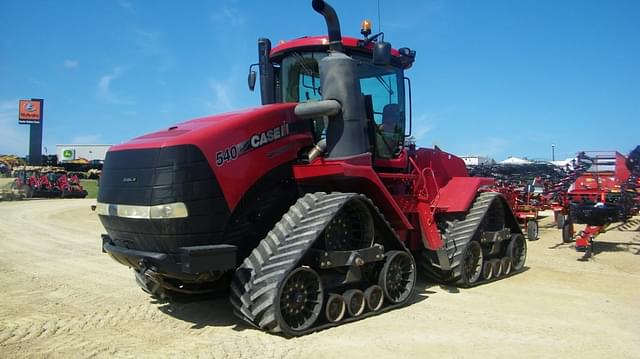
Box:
[109,103,298,152]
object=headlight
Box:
[96,202,188,219]
[150,202,188,219]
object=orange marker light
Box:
[361,19,372,37]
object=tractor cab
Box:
[249,25,415,164]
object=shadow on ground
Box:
[155,292,249,331]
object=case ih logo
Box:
[18,99,43,124]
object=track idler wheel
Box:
[482,261,493,280]
[491,259,503,278]
[379,251,416,304]
[325,294,346,323]
[364,285,384,312]
[507,234,527,272]
[500,257,512,276]
[343,289,366,317]
[276,267,324,333]
[459,241,483,286]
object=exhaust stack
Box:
[312,0,343,52]
[312,0,369,158]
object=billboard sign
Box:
[18,99,43,124]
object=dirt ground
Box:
[0,199,639,358]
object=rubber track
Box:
[420,192,519,286]
[229,192,413,336]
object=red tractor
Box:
[99,0,526,336]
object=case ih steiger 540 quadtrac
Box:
[98,0,526,336]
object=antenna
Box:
[377,0,381,32]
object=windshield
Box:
[279,51,406,158]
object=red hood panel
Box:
[109,103,298,152]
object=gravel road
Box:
[1,199,638,358]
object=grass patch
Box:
[81,179,99,199]
[0,178,14,189]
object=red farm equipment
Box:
[557,150,639,256]
[13,166,88,199]
[98,0,527,336]
[469,163,565,240]
[56,173,89,198]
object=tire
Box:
[556,213,565,229]
[526,220,539,241]
[562,221,573,243]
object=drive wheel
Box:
[526,220,539,241]
[460,241,483,286]
[323,199,374,251]
[276,267,323,333]
[507,234,527,271]
[325,294,346,323]
[378,251,416,304]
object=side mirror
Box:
[248,63,258,91]
[373,41,391,65]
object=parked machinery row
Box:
[468,162,565,240]
[12,166,88,199]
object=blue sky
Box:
[1,0,638,161]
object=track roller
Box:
[491,259,503,278]
[500,257,512,276]
[325,294,346,323]
[379,251,416,303]
[482,261,494,280]
[364,285,384,312]
[343,289,366,317]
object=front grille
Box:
[98,145,230,252]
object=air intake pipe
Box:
[312,0,369,158]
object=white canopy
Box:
[500,157,532,165]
